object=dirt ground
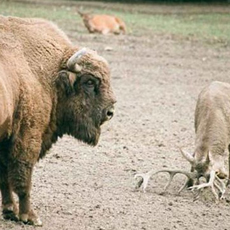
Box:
[1,4,230,230]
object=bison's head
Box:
[55,48,116,146]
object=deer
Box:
[135,81,230,200]
[78,10,126,35]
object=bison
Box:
[135,81,230,200]
[0,16,116,226]
[78,11,126,35]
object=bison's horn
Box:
[67,48,87,72]
[179,148,195,164]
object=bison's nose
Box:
[101,105,115,125]
[106,105,115,120]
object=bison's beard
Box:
[74,124,100,146]
[61,104,103,146]
[69,118,101,146]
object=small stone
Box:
[104,46,113,51]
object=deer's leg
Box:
[102,29,110,35]
[0,162,18,221]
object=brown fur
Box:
[0,16,115,225]
[78,11,126,35]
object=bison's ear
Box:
[55,70,77,96]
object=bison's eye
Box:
[80,74,100,95]
[85,79,94,87]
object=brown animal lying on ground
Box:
[78,11,126,35]
[0,16,116,226]
[135,81,230,200]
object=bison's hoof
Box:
[2,204,19,221]
[20,210,43,226]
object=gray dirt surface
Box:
[1,5,230,230]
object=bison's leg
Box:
[8,160,42,226]
[0,163,18,221]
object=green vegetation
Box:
[0,2,81,31]
[1,1,229,44]
[109,10,230,43]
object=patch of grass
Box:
[1,1,230,44]
[0,1,81,31]
[98,8,230,43]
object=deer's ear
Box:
[55,70,77,96]
[180,148,195,165]
[207,151,211,163]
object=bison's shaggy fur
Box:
[0,16,115,225]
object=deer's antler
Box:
[134,169,198,193]
[188,170,227,200]
[135,169,227,200]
